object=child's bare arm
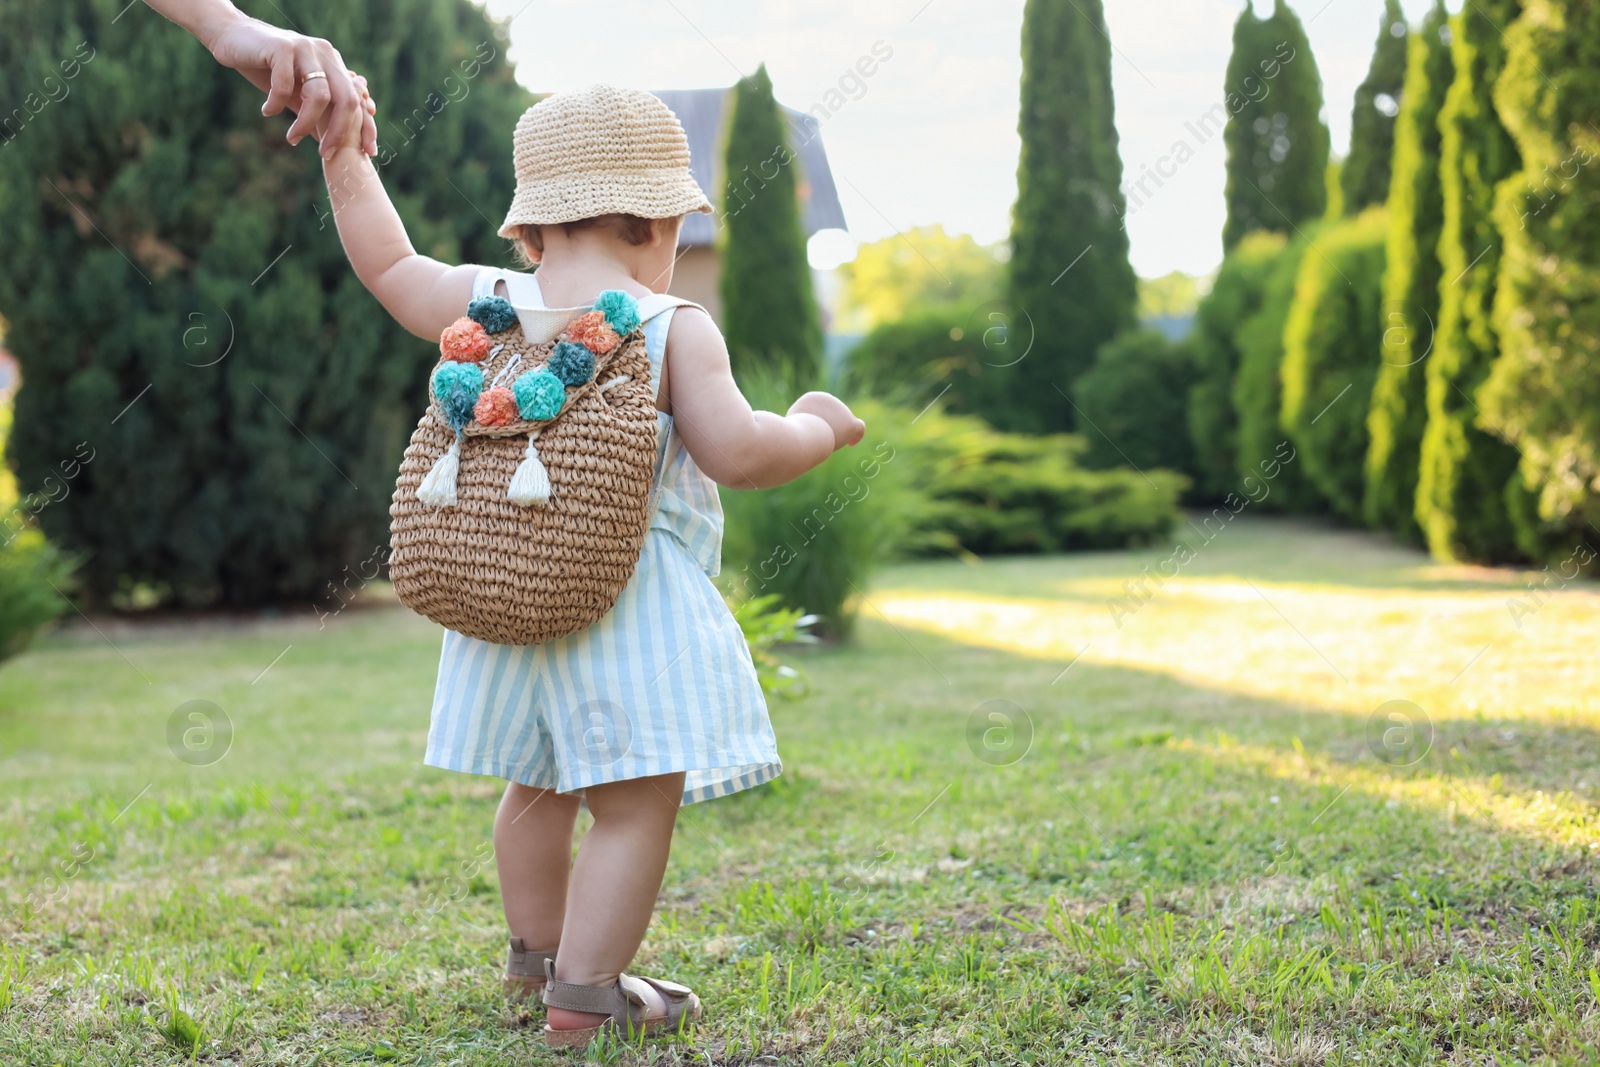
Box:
[322,146,478,340]
[663,309,864,490]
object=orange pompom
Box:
[440,317,491,362]
[564,310,621,355]
[473,386,518,427]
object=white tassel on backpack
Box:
[507,431,551,506]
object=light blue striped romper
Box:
[424,269,781,805]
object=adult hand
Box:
[205,17,378,157]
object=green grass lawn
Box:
[3,515,1600,1065]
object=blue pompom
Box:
[547,341,596,386]
[433,361,484,431]
[513,367,566,421]
[594,290,641,335]
[467,295,518,334]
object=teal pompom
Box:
[433,361,484,431]
[547,341,596,386]
[467,295,518,334]
[513,367,566,421]
[594,290,641,335]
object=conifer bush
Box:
[1481,0,1600,547]
[0,0,528,607]
[1415,0,1531,563]
[1364,0,1452,541]
[1281,210,1389,523]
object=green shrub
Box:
[1232,234,1325,513]
[1281,209,1389,523]
[840,306,1044,436]
[901,407,1185,557]
[720,389,915,642]
[1188,233,1287,499]
[729,594,816,699]
[1074,329,1199,479]
[0,397,72,662]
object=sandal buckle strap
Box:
[506,937,558,978]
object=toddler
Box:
[320,83,862,1046]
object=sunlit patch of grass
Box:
[873,543,1600,725]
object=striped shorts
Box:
[423,529,782,805]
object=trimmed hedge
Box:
[1281,209,1390,522]
[901,408,1185,557]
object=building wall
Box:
[668,245,723,326]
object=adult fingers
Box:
[313,40,361,159]
[284,40,334,146]
[262,37,297,118]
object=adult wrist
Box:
[195,2,249,52]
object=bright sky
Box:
[481,0,1448,278]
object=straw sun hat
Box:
[497,85,714,237]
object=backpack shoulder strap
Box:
[471,267,509,301]
[636,293,707,323]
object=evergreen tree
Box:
[1222,0,1330,250]
[1281,209,1389,522]
[720,64,822,386]
[1482,0,1600,547]
[1232,231,1324,512]
[0,0,528,607]
[1006,0,1136,434]
[1341,0,1409,213]
[1416,0,1530,563]
[1364,0,1452,540]
[1187,234,1285,499]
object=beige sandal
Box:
[504,937,558,1001]
[539,957,702,1047]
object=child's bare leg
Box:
[547,771,685,1031]
[494,782,582,951]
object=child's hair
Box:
[511,214,664,266]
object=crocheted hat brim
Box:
[498,169,713,237]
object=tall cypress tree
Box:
[1482,0,1600,547]
[1188,235,1283,499]
[1007,0,1136,434]
[1416,0,1530,563]
[1364,0,1452,540]
[1232,230,1324,513]
[1341,0,1409,214]
[1280,209,1389,522]
[720,64,822,386]
[0,0,527,607]
[1222,0,1330,251]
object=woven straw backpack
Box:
[389,277,697,646]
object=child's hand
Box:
[789,392,866,451]
[318,71,374,152]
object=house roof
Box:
[651,88,848,248]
